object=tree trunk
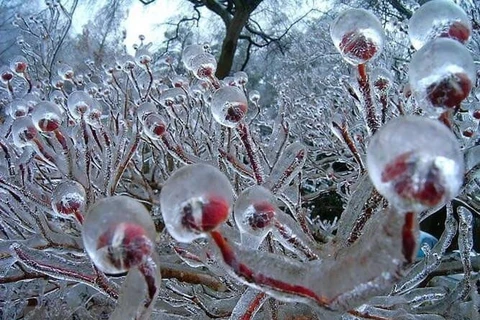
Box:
[215,8,251,79]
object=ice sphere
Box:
[57,63,74,80]
[160,164,234,243]
[408,0,471,50]
[330,9,385,65]
[51,180,86,221]
[0,66,13,83]
[409,38,475,110]
[234,185,276,241]
[371,67,393,93]
[189,53,217,79]
[234,71,248,85]
[82,196,156,274]
[248,90,260,103]
[137,102,157,123]
[367,116,464,212]
[135,46,152,66]
[12,116,37,148]
[143,113,166,140]
[210,86,248,127]
[9,55,28,74]
[7,99,29,119]
[67,91,95,120]
[31,101,63,132]
[158,87,187,119]
[181,44,205,70]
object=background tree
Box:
[157,0,319,78]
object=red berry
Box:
[381,152,446,208]
[439,21,471,44]
[225,103,247,123]
[425,72,472,108]
[97,223,152,271]
[381,151,413,183]
[14,61,28,73]
[181,195,230,232]
[249,201,276,230]
[339,30,378,62]
[38,118,60,132]
[472,110,480,120]
[1,71,13,82]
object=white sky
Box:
[71,0,187,53]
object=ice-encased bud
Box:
[135,46,152,66]
[7,99,29,119]
[159,87,187,119]
[189,53,217,79]
[371,67,393,93]
[330,8,385,65]
[0,66,13,83]
[57,63,74,80]
[234,185,277,240]
[51,180,86,220]
[143,113,166,140]
[160,164,234,243]
[31,101,63,132]
[137,102,157,123]
[182,44,205,70]
[408,0,471,50]
[85,100,103,127]
[249,90,260,103]
[234,71,248,85]
[10,55,28,74]
[82,196,156,274]
[67,91,94,119]
[211,86,248,127]
[12,116,37,148]
[408,38,475,110]
[367,116,464,212]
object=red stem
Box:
[237,123,264,184]
[357,64,379,134]
[210,230,329,306]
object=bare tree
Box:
[149,0,314,78]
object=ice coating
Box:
[234,185,277,248]
[409,0,471,50]
[160,164,234,243]
[31,101,64,132]
[367,116,464,212]
[67,91,95,119]
[10,55,28,74]
[371,67,393,93]
[210,86,248,127]
[263,141,307,193]
[51,180,86,219]
[12,116,37,148]
[143,113,166,140]
[7,99,29,119]
[137,102,157,123]
[408,38,475,110]
[82,196,156,274]
[330,9,385,65]
[159,87,188,119]
[189,53,217,79]
[181,44,205,70]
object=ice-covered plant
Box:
[0,1,478,319]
